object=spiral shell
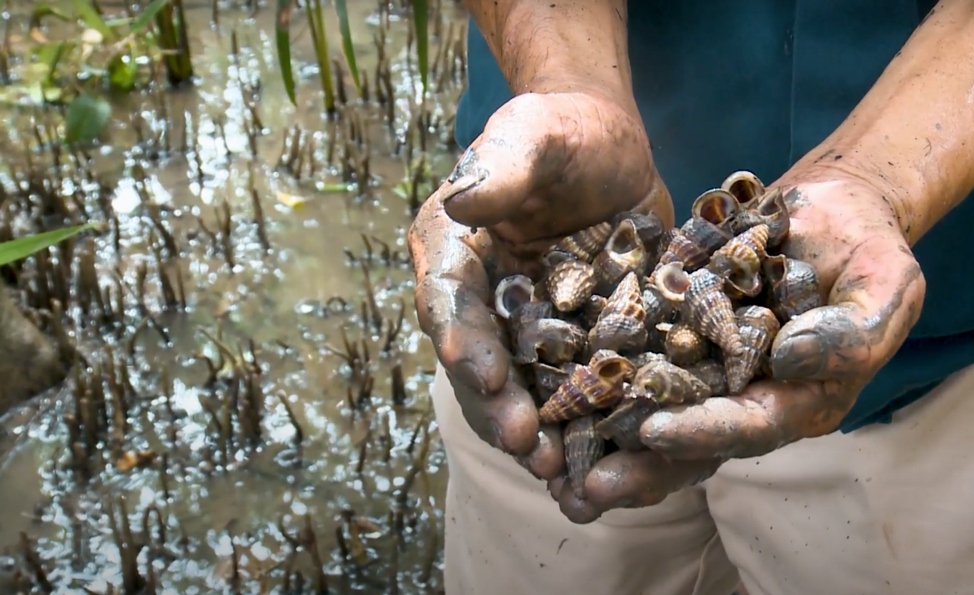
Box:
[545,255,598,313]
[721,170,766,208]
[538,349,636,423]
[588,272,648,354]
[708,224,771,298]
[727,187,790,246]
[680,217,733,255]
[685,359,729,396]
[593,219,648,288]
[692,188,742,225]
[649,229,710,283]
[581,295,608,328]
[564,413,605,499]
[654,262,744,357]
[494,275,535,320]
[514,318,588,365]
[554,221,613,263]
[632,357,714,406]
[532,362,577,404]
[611,210,666,256]
[658,322,709,367]
[641,285,675,329]
[595,395,658,451]
[763,255,823,321]
[725,306,780,394]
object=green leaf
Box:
[72,0,116,41]
[64,94,111,144]
[275,0,297,105]
[0,223,100,266]
[34,41,75,85]
[333,0,362,95]
[130,0,170,33]
[107,52,137,91]
[411,0,428,94]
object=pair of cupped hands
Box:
[407,91,926,523]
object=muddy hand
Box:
[639,172,926,461]
[439,92,673,258]
[409,196,565,481]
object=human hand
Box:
[410,90,674,481]
[550,164,926,523]
[438,91,674,259]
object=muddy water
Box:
[0,1,468,592]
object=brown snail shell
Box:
[545,255,598,313]
[564,413,605,499]
[587,272,648,354]
[680,217,733,255]
[532,362,577,404]
[685,359,729,396]
[654,262,744,357]
[494,275,535,320]
[627,351,667,370]
[632,357,714,407]
[595,395,658,451]
[721,170,766,208]
[641,285,675,328]
[763,255,823,321]
[725,306,781,394]
[648,229,710,283]
[514,318,589,365]
[657,322,709,367]
[537,349,636,423]
[554,221,613,263]
[581,294,608,327]
[691,188,742,225]
[708,224,771,298]
[593,219,648,288]
[611,210,666,256]
[727,187,790,246]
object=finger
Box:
[556,483,604,525]
[639,378,854,459]
[516,423,566,481]
[582,451,722,513]
[772,237,926,382]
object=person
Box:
[407,1,974,593]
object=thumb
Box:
[441,101,565,229]
[770,237,925,382]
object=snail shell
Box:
[727,187,790,246]
[632,357,714,407]
[593,219,648,288]
[494,275,534,320]
[763,255,823,321]
[595,395,658,451]
[580,294,608,328]
[657,322,710,367]
[721,170,766,208]
[655,262,744,357]
[545,254,598,313]
[514,318,589,365]
[725,306,781,394]
[564,413,605,499]
[641,285,676,329]
[627,351,668,370]
[588,272,648,354]
[554,221,613,263]
[648,229,710,283]
[537,349,636,423]
[532,362,578,405]
[708,224,771,298]
[685,359,729,396]
[680,217,733,255]
[692,188,742,226]
[611,210,666,256]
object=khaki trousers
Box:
[431,363,974,595]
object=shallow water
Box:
[0,0,467,592]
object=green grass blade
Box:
[410,0,428,94]
[130,0,170,34]
[0,223,100,266]
[333,0,362,95]
[275,0,297,105]
[307,0,335,112]
[72,0,116,41]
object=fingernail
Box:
[772,331,826,379]
[442,174,485,203]
[456,359,488,394]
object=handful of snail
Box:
[490,170,823,499]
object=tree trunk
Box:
[0,284,66,416]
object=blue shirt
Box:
[453,0,974,432]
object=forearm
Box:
[461,0,636,109]
[791,0,974,245]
